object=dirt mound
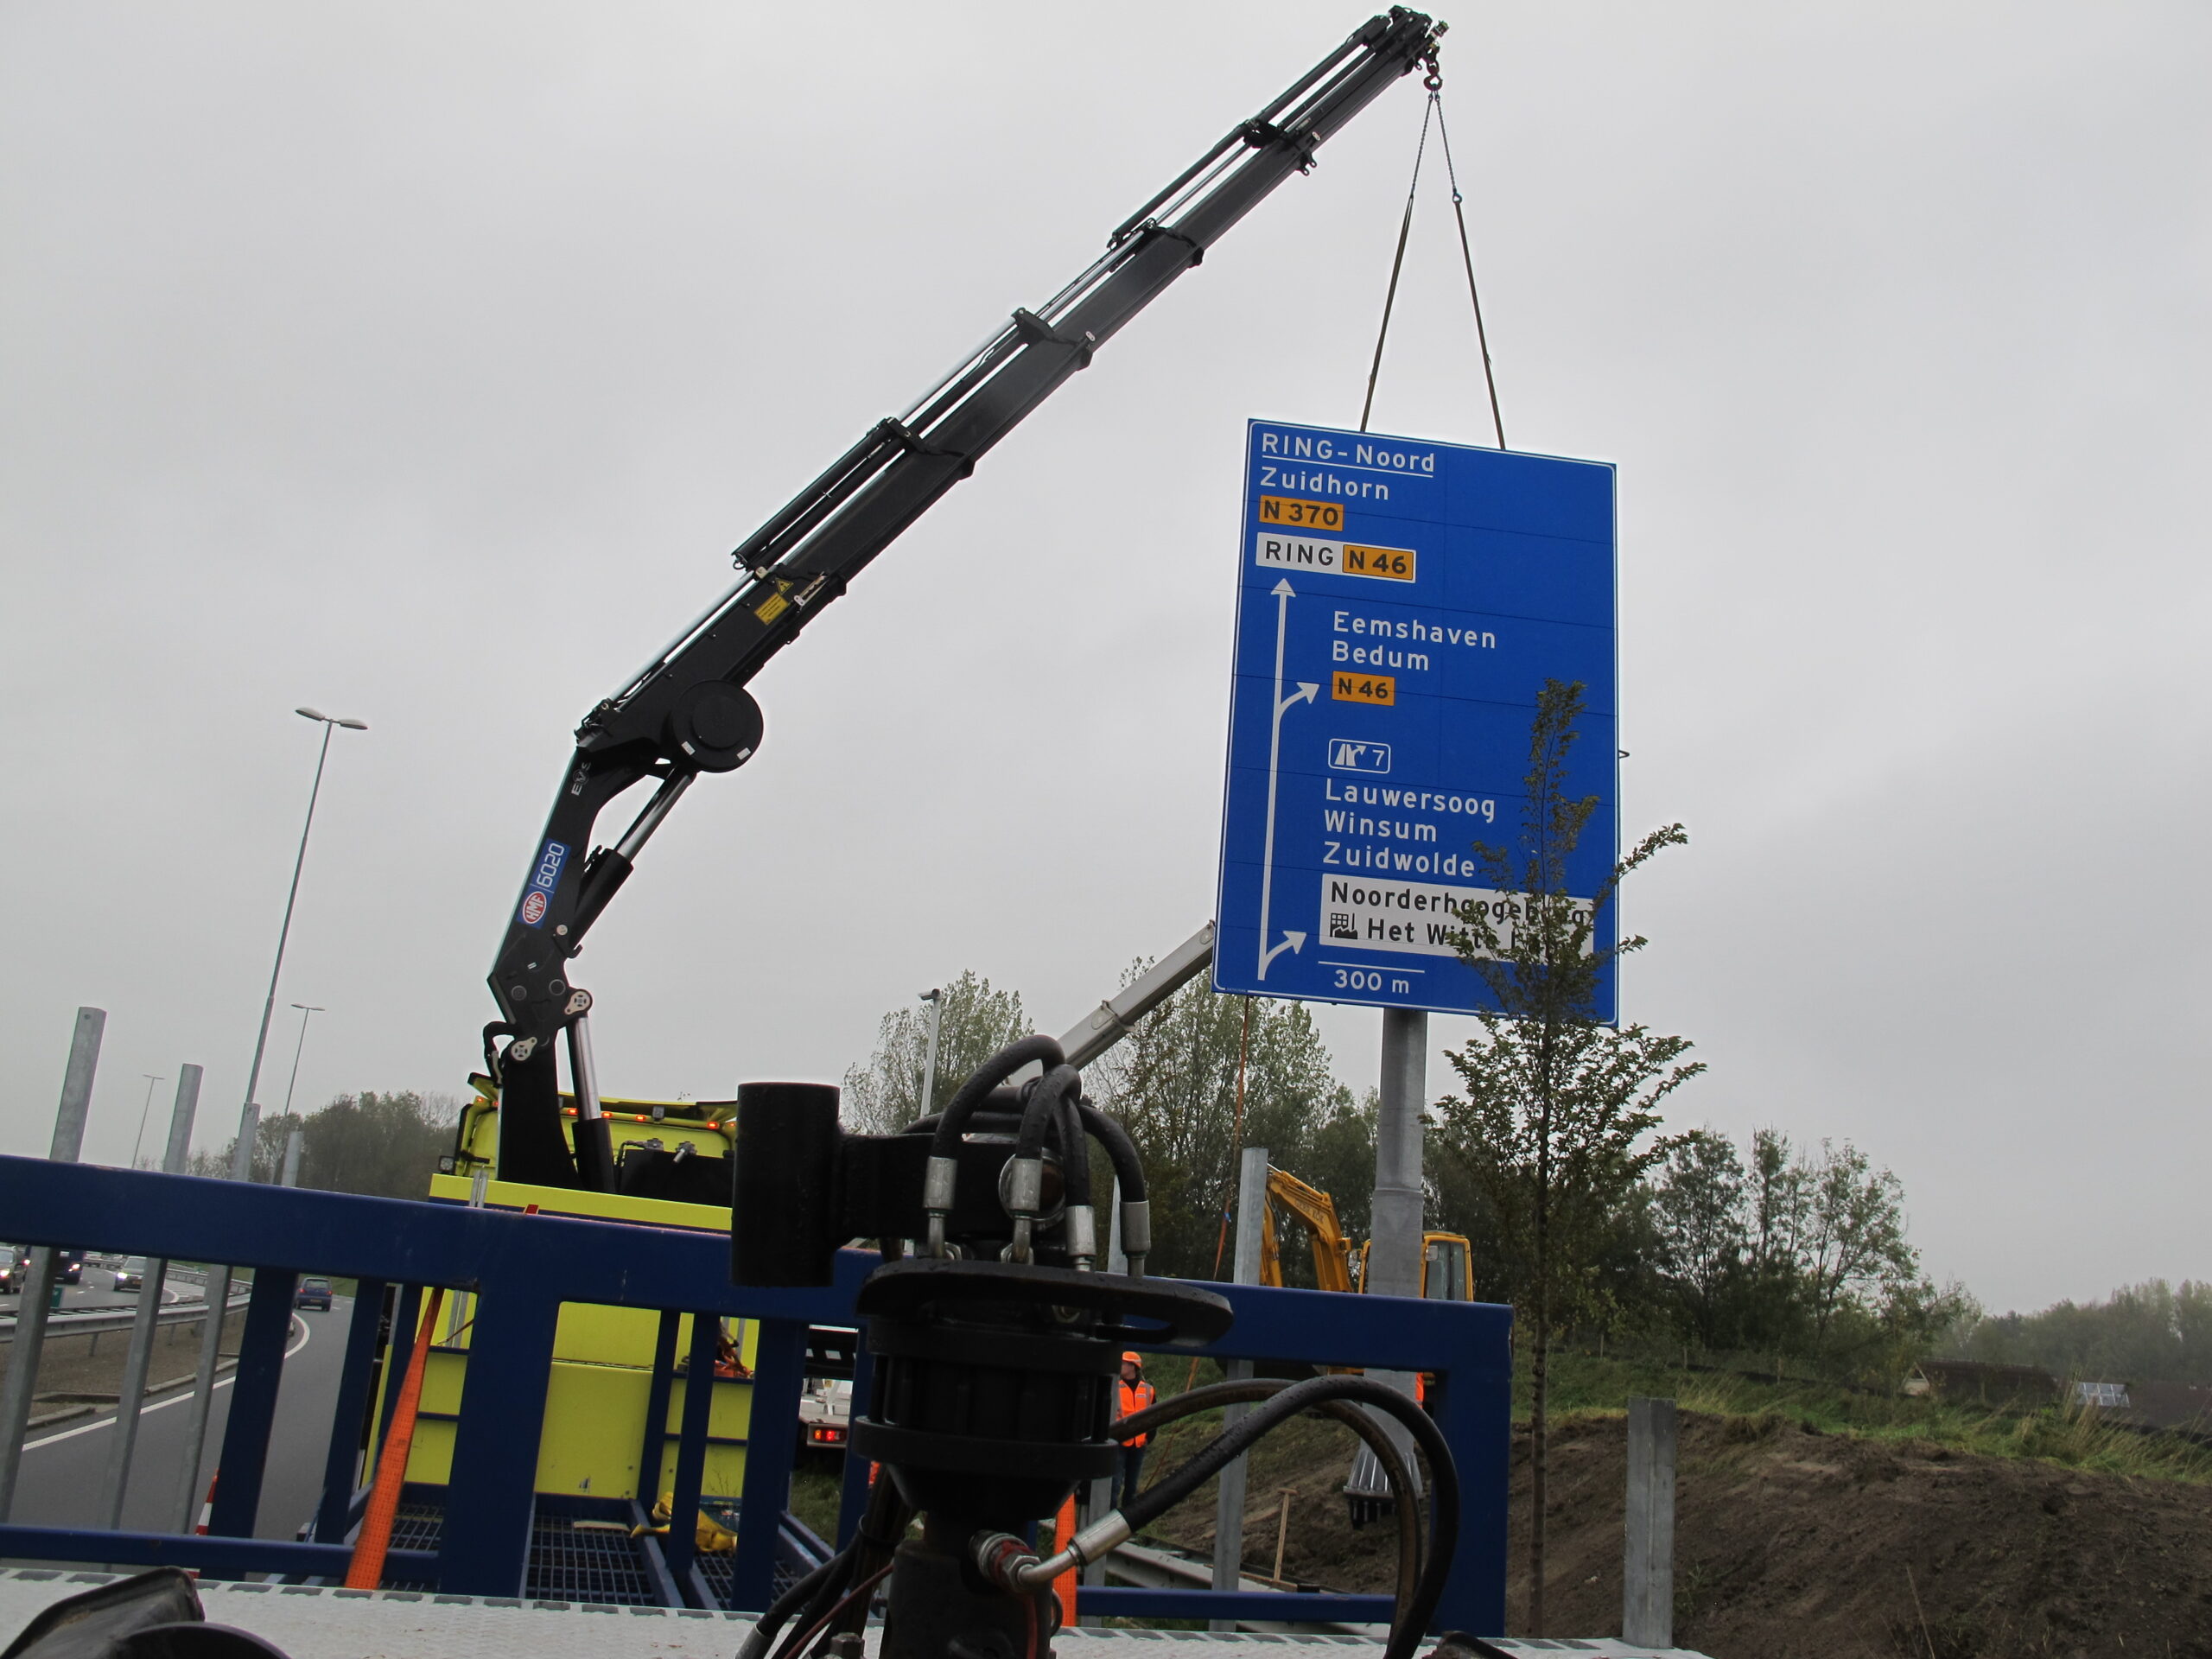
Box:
[1142,1408,2212,1656]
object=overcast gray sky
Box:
[3,3,2204,1314]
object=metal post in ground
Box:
[1085,1173,1128,1625]
[1368,1008,1427,1299]
[0,1007,105,1519]
[171,1102,257,1531]
[1208,1146,1268,1630]
[1350,1009,1428,1509]
[1623,1395,1677,1648]
[101,1065,201,1529]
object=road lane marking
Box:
[22,1312,315,1450]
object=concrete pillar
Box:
[0,1007,105,1519]
[101,1065,202,1529]
[1623,1395,1677,1647]
[1209,1147,1268,1630]
[1367,1008,1427,1300]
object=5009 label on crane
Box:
[1254,535,1416,582]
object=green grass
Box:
[789,1452,844,1541]
[1530,1348,2212,1484]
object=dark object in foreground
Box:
[733,1031,1457,1659]
[0,1568,289,1659]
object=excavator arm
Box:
[487,10,1445,1189]
[1260,1166,1357,1294]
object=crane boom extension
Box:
[488,10,1444,1189]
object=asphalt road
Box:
[0,1271,183,1316]
[8,1295,354,1541]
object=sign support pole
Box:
[1208,1147,1269,1630]
[1365,1008,1428,1473]
[1369,1007,1427,1301]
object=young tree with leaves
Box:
[1089,971,1352,1280]
[1430,677,1700,1637]
[1800,1138,1920,1344]
[1649,1128,1748,1348]
[842,970,1029,1134]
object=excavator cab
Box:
[1354,1232,1476,1300]
[1420,1233,1473,1300]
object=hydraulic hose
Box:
[1074,1101,1144,1204]
[925,1037,1066,1255]
[1014,1066,1078,1163]
[814,1468,915,1654]
[926,1038,1065,1160]
[1108,1376,1422,1607]
[1075,1099,1149,1276]
[1054,1089,1090,1209]
[734,1554,841,1659]
[996,1375,1456,1659]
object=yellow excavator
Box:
[1255,1166,1473,1301]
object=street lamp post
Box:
[279,1004,323,1188]
[174,705,363,1532]
[130,1074,165,1171]
[918,988,945,1119]
[282,1004,325,1121]
[232,709,365,1180]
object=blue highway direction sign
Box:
[1212,420,1618,1019]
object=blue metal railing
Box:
[0,1155,1510,1632]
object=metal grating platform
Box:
[369,1498,658,1605]
[0,1573,1719,1659]
[525,1510,659,1606]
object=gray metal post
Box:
[918,988,944,1119]
[172,1101,257,1529]
[1082,1250,1116,1640]
[280,1126,303,1187]
[161,1067,200,1174]
[99,1065,201,1530]
[1105,1176,1128,1279]
[1209,1147,1268,1630]
[0,1007,105,1519]
[1357,1009,1428,1502]
[1623,1395,1677,1647]
[131,1075,165,1171]
[1368,1008,1427,1300]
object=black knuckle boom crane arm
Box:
[487,10,1445,1191]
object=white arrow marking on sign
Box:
[1257,577,1319,981]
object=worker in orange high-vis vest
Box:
[1115,1351,1157,1510]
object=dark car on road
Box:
[0,1249,82,1291]
[295,1276,334,1312]
[113,1256,149,1292]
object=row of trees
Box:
[840,966,1382,1280]
[182,1090,461,1199]
[1950,1279,2212,1386]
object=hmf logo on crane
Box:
[518,840,569,928]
